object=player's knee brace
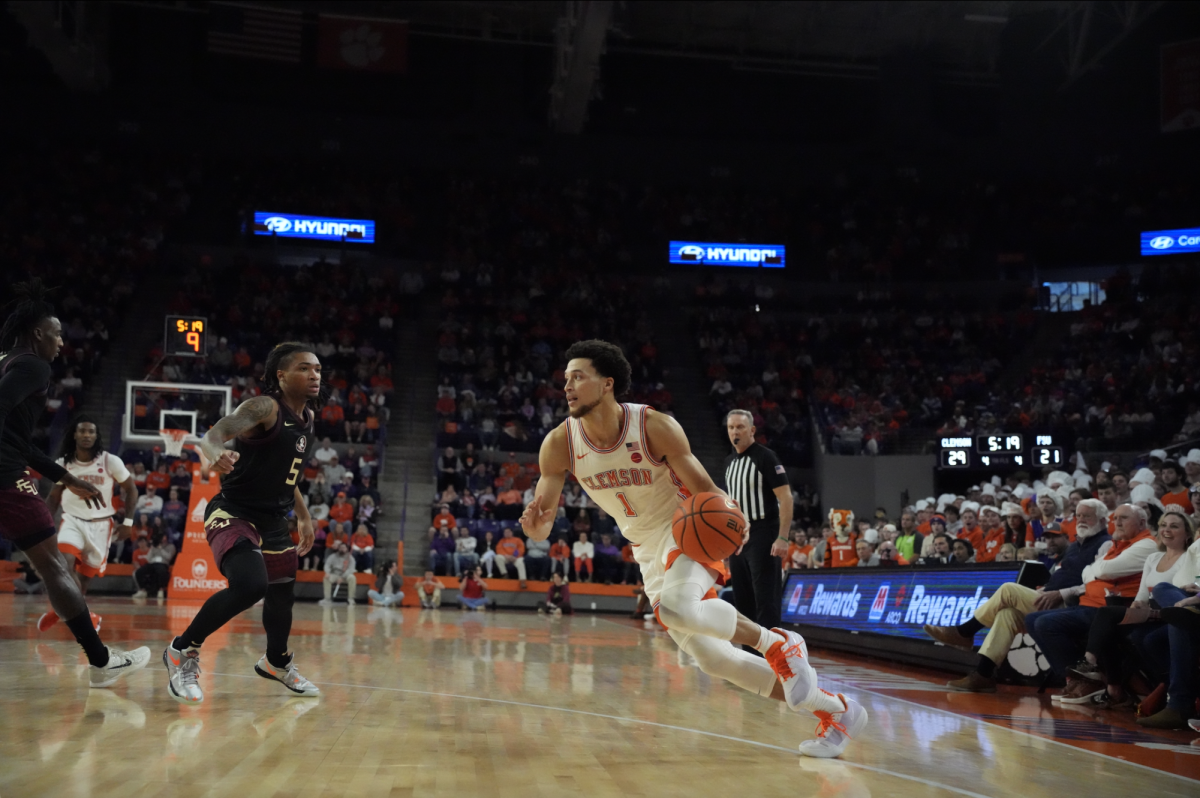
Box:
[657,579,738,641]
[675,632,778,698]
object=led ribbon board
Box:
[254,212,375,243]
[669,240,786,268]
[1141,227,1200,256]
[781,566,1020,643]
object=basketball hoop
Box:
[159,429,190,458]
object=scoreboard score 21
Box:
[165,315,209,357]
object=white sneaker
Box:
[798,695,869,759]
[318,599,334,607]
[764,629,819,711]
[89,646,152,688]
[254,654,320,696]
[163,643,204,704]
[348,598,355,606]
[157,590,166,599]
[132,589,148,598]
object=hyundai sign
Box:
[669,240,786,268]
[781,565,1019,643]
[254,212,375,244]
[1140,226,1200,256]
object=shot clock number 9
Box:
[165,315,209,358]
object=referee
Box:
[722,409,792,648]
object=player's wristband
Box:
[777,536,789,543]
[123,518,135,527]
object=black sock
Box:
[263,581,295,668]
[957,617,984,637]
[977,655,997,679]
[177,545,267,649]
[65,612,109,667]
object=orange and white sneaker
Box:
[764,628,819,711]
[798,695,869,759]
[254,654,320,697]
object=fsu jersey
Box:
[566,403,689,545]
[55,452,130,520]
[211,398,313,540]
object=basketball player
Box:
[0,279,150,686]
[36,414,139,631]
[520,341,868,758]
[162,342,320,704]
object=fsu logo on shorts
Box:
[192,559,208,580]
[296,437,307,453]
[630,452,643,463]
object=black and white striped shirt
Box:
[722,443,789,523]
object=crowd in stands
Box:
[145,258,398,447]
[0,145,192,451]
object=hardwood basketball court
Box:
[1,593,1197,797]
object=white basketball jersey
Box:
[566,403,690,544]
[55,452,130,520]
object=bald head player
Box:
[520,339,868,758]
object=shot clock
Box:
[164,315,209,357]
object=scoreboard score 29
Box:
[164,315,208,357]
[938,434,1063,470]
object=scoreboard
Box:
[938,434,1063,471]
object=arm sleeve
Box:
[0,358,67,482]
[1087,539,1156,580]
[759,449,789,490]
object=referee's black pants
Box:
[729,520,782,649]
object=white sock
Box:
[806,688,846,715]
[753,626,785,653]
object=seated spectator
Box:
[877,540,908,565]
[525,534,551,581]
[1069,510,1193,715]
[437,446,462,491]
[368,561,404,607]
[917,534,955,566]
[924,501,1108,692]
[995,543,1017,562]
[350,524,375,572]
[429,527,455,575]
[132,533,175,598]
[454,527,479,576]
[320,541,357,605]
[131,537,151,569]
[417,570,444,608]
[326,523,351,552]
[1030,503,1157,700]
[539,572,573,615]
[494,527,528,585]
[976,506,1007,563]
[894,511,924,563]
[1016,545,1039,561]
[594,533,622,584]
[621,539,641,584]
[956,504,983,553]
[308,472,332,507]
[302,523,327,571]
[323,455,348,487]
[136,485,164,519]
[356,495,379,532]
[358,445,380,478]
[573,532,594,582]
[161,487,187,538]
[549,535,572,578]
[146,462,172,494]
[431,504,456,532]
[314,437,337,465]
[329,491,354,528]
[855,539,880,567]
[131,462,148,493]
[1140,564,1200,728]
[495,478,524,521]
[459,567,490,611]
[952,539,976,564]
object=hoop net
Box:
[159,429,190,458]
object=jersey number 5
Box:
[616,492,637,517]
[285,457,302,486]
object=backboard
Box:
[124,380,233,446]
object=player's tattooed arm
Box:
[200,396,278,472]
[643,409,726,498]
[520,424,569,541]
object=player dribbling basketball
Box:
[520,340,868,757]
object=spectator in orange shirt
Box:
[1159,460,1194,513]
[496,478,524,521]
[146,462,172,493]
[549,536,572,578]
[431,503,457,533]
[956,503,984,552]
[370,366,394,394]
[417,570,443,608]
[975,506,1007,563]
[326,524,351,551]
[320,401,346,440]
[500,452,520,480]
[877,540,908,565]
[493,527,527,585]
[131,537,151,569]
[329,492,355,527]
[351,524,375,572]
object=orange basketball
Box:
[671,492,747,564]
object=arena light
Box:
[1141,226,1200,256]
[253,211,376,244]
[668,240,786,268]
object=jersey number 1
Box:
[285,457,302,486]
[616,492,637,517]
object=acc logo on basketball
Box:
[1150,236,1175,250]
[192,559,208,580]
[263,216,292,233]
[296,437,307,453]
